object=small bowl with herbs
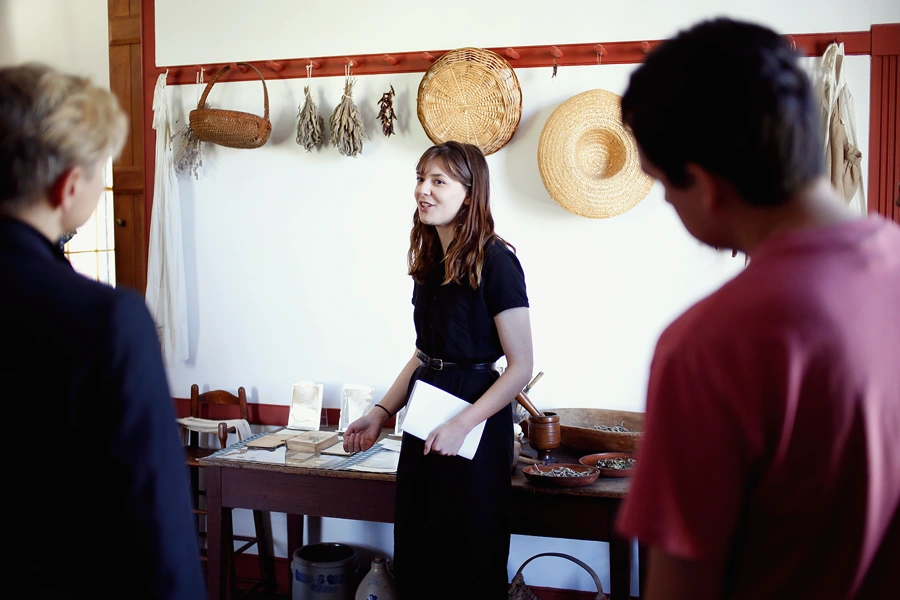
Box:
[522,463,600,488]
[578,452,637,478]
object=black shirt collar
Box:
[0,217,73,268]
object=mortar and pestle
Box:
[515,372,560,464]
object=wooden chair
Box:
[184,384,276,599]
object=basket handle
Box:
[196,62,269,121]
[514,553,607,600]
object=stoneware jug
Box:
[355,556,397,600]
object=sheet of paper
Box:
[377,438,402,452]
[400,380,485,460]
[216,446,287,464]
[320,441,354,456]
[345,448,400,473]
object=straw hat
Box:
[417,48,522,156]
[538,89,653,218]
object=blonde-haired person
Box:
[1,64,205,599]
[344,141,534,599]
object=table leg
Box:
[609,536,632,600]
[287,514,304,591]
[252,510,277,594]
[205,465,228,600]
[638,544,647,597]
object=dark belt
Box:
[416,350,496,371]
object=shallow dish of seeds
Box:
[522,463,600,488]
[578,452,637,478]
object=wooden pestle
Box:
[515,391,544,418]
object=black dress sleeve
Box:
[482,240,529,317]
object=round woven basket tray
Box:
[417,47,522,156]
[538,89,653,218]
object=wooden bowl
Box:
[578,452,636,478]
[555,408,644,454]
[522,463,600,488]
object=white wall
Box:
[0,0,109,86]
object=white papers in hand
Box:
[400,380,485,460]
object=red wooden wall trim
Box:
[151,31,870,86]
[172,401,396,429]
[867,24,900,223]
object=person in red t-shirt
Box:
[614,18,900,600]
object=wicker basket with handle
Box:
[509,552,608,600]
[189,62,272,149]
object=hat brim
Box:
[539,89,653,218]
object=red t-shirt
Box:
[616,218,900,599]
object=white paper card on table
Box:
[287,382,324,430]
[400,380,484,460]
[338,384,374,432]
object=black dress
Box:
[393,238,529,600]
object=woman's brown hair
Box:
[408,141,513,289]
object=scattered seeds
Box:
[594,456,636,470]
[536,466,585,478]
[594,421,634,433]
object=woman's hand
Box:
[343,412,385,453]
[424,419,470,456]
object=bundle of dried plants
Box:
[329,76,366,157]
[296,85,324,151]
[174,126,202,179]
[377,85,397,137]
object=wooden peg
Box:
[422,52,436,62]
[229,62,248,73]
[549,46,564,58]
[835,35,844,44]
[383,54,398,65]
[306,59,320,70]
[594,44,607,56]
[640,41,651,54]
[505,48,521,60]
[786,35,797,51]
[265,60,284,72]
[343,57,357,67]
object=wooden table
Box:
[201,442,637,600]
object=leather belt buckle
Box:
[431,358,443,370]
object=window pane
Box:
[65,159,116,286]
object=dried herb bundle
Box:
[174,126,202,179]
[296,85,324,152]
[330,76,366,157]
[377,85,397,137]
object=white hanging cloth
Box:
[146,73,189,366]
[819,42,866,215]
